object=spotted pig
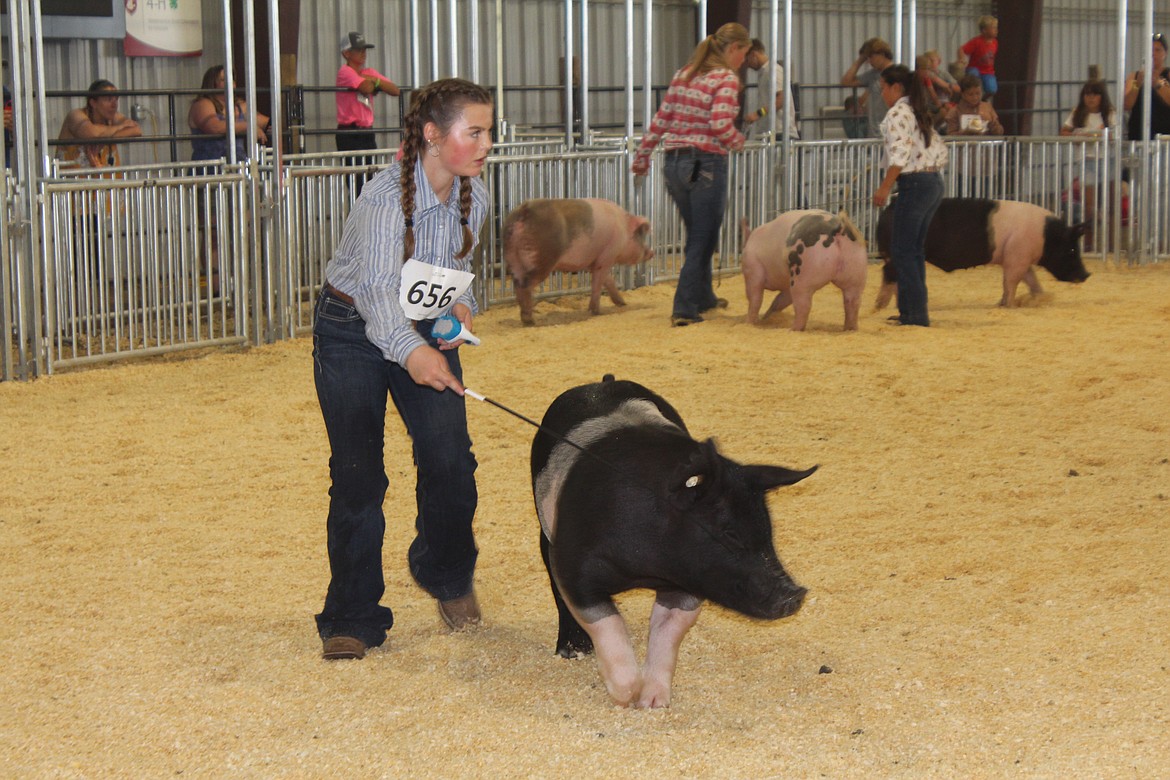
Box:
[740,210,868,330]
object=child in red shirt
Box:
[959,15,998,102]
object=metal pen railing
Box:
[4,135,1167,380]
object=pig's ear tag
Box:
[685,475,703,488]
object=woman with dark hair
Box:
[1123,33,1170,139]
[631,22,750,326]
[57,79,142,168]
[188,65,268,164]
[187,66,269,295]
[312,78,494,660]
[1062,80,1119,246]
[872,64,947,327]
[1062,80,1117,137]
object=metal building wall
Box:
[8,0,1170,158]
[746,1,993,140]
[748,0,992,85]
[291,0,697,150]
[1033,0,1170,136]
[742,0,1168,139]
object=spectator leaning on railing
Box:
[188,65,269,167]
[335,31,401,196]
[945,75,1003,136]
[57,79,142,169]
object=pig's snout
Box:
[767,584,807,619]
[740,573,806,620]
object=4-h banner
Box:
[124,0,202,57]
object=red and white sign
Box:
[124,0,202,57]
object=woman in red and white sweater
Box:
[632,23,750,326]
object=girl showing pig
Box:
[312,79,494,661]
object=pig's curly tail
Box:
[398,78,493,262]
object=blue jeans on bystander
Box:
[663,149,729,320]
[312,288,478,648]
[890,171,944,327]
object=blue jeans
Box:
[966,68,998,99]
[890,172,944,327]
[663,150,729,319]
[312,289,478,646]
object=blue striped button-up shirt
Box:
[325,156,488,366]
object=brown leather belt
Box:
[322,283,419,330]
[323,283,354,305]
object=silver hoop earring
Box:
[427,140,441,157]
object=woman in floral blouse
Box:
[873,64,948,327]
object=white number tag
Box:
[398,258,474,321]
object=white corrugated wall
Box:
[5,0,1169,161]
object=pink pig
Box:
[503,198,654,326]
[741,210,868,330]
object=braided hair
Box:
[398,78,493,261]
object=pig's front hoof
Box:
[1018,291,1054,307]
[600,664,643,707]
[606,680,642,709]
[556,642,594,660]
[636,681,672,709]
[556,626,594,658]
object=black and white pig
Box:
[874,198,1090,308]
[531,376,815,708]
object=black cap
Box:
[341,32,374,53]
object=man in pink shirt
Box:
[336,32,400,195]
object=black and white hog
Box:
[531,375,815,708]
[875,197,1090,308]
